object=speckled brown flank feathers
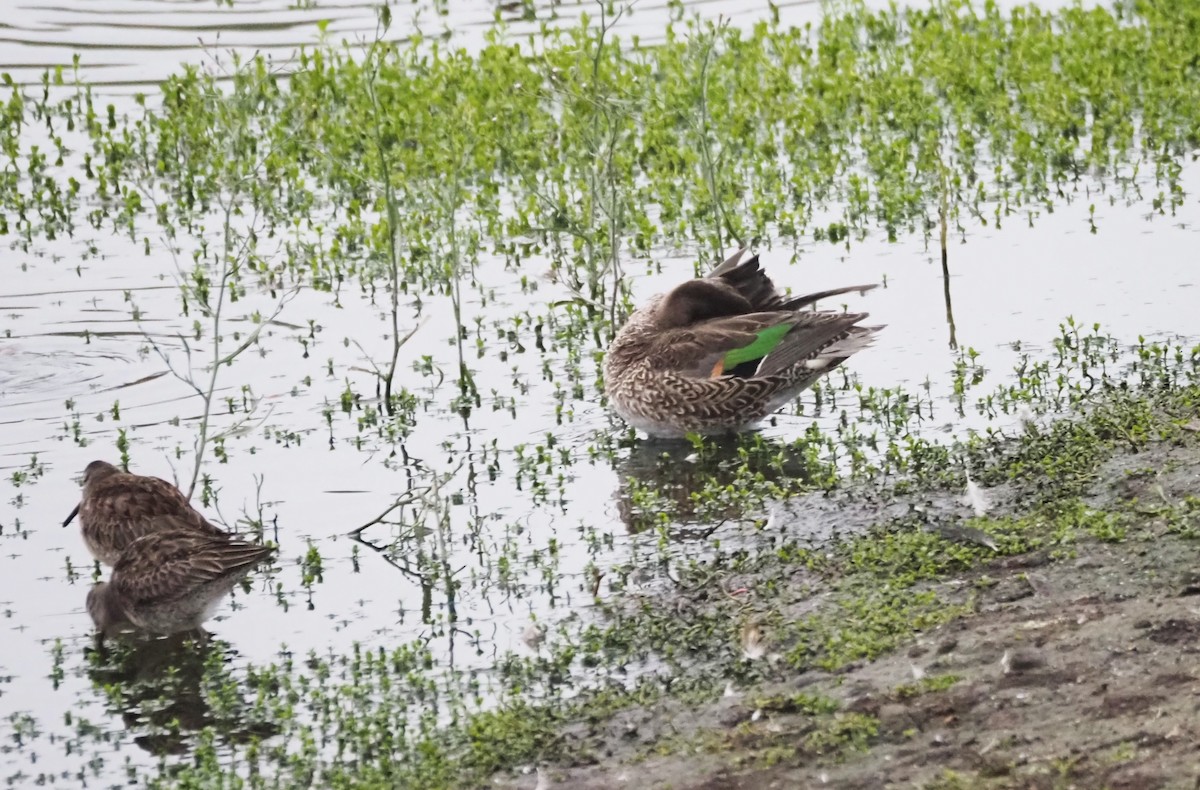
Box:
[86,529,275,636]
[68,460,229,566]
[603,249,883,438]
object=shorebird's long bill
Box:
[62,503,80,528]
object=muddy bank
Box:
[496,432,1200,789]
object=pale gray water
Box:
[0,0,1194,784]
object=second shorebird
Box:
[64,460,228,566]
[86,529,275,637]
[604,249,882,438]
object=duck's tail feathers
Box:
[709,247,749,277]
[757,320,882,378]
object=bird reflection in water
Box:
[84,628,278,756]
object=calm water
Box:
[0,0,1195,784]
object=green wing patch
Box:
[721,322,792,370]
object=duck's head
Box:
[658,280,754,329]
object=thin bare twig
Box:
[347,488,430,539]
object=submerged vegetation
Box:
[5,0,1200,303]
[40,327,1197,789]
[2,0,1200,786]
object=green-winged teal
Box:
[604,249,881,437]
[64,460,228,566]
[86,529,274,636]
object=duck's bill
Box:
[62,503,80,528]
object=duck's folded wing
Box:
[649,312,799,377]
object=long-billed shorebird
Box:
[85,529,275,637]
[64,460,228,566]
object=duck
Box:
[603,249,882,438]
[86,529,275,638]
[64,460,228,566]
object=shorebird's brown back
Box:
[111,530,275,608]
[74,461,227,565]
[88,530,275,635]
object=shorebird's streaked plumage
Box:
[65,460,227,565]
[604,249,882,438]
[85,530,275,636]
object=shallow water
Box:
[0,0,1196,784]
[1,0,1093,87]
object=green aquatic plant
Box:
[8,0,1198,342]
[3,0,1200,787]
[360,10,425,419]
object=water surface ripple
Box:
[0,0,1193,784]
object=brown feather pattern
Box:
[71,460,229,565]
[86,529,275,635]
[604,250,883,437]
